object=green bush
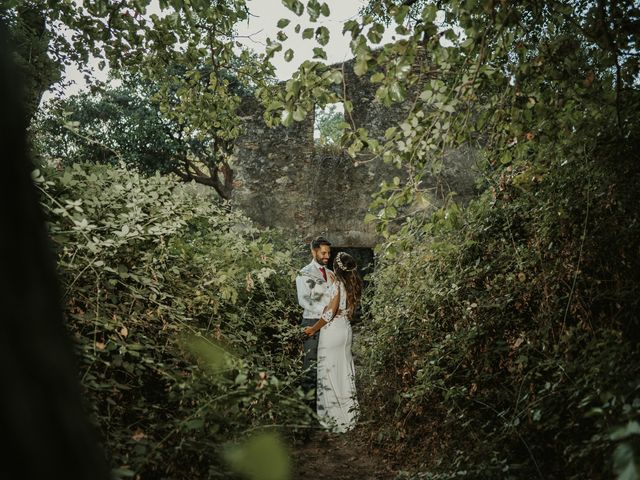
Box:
[35,162,312,479]
[359,152,640,478]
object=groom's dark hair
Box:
[311,236,331,249]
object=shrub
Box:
[35,162,312,479]
[358,152,640,479]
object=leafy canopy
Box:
[6,0,278,198]
[264,0,639,231]
[262,0,640,478]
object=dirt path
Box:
[291,429,399,480]
[288,325,400,479]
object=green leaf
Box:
[312,47,327,60]
[342,19,359,37]
[354,59,368,76]
[306,0,321,21]
[183,335,230,376]
[370,72,385,83]
[611,421,640,441]
[375,85,389,104]
[613,443,639,480]
[302,27,314,39]
[393,5,410,24]
[282,0,304,16]
[344,100,353,113]
[328,70,343,84]
[389,81,406,102]
[183,418,205,430]
[384,206,397,219]
[422,4,437,23]
[419,89,433,101]
[347,139,363,157]
[461,37,474,48]
[384,126,397,139]
[292,107,306,121]
[224,433,291,480]
[281,109,293,126]
[277,18,290,28]
[315,26,330,46]
[266,41,283,57]
[111,467,135,478]
[367,23,384,44]
[284,48,294,62]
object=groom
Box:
[296,236,334,406]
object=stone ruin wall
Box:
[231,57,479,250]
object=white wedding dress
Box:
[316,281,359,433]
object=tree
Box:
[37,83,180,172]
[36,69,253,199]
[115,3,274,199]
[3,0,277,199]
[1,0,141,123]
[267,0,640,226]
[314,104,344,146]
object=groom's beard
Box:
[314,255,329,266]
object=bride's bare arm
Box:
[304,288,340,336]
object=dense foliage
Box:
[13,0,640,477]
[265,0,640,478]
[34,74,254,193]
[4,0,275,198]
[314,104,345,146]
[35,83,187,174]
[35,162,312,479]
[359,151,640,479]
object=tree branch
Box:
[174,155,233,200]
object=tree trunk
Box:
[173,157,234,200]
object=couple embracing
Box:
[295,236,362,433]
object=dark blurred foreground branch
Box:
[0,23,110,480]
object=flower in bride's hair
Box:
[336,252,357,272]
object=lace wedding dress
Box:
[316,281,359,433]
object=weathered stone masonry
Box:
[232,57,478,251]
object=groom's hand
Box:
[297,328,310,341]
[303,326,314,337]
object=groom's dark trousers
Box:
[301,317,319,407]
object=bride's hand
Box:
[303,326,314,337]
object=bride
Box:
[304,252,362,433]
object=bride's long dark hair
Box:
[333,252,363,315]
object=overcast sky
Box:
[236,0,370,80]
[52,0,400,100]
